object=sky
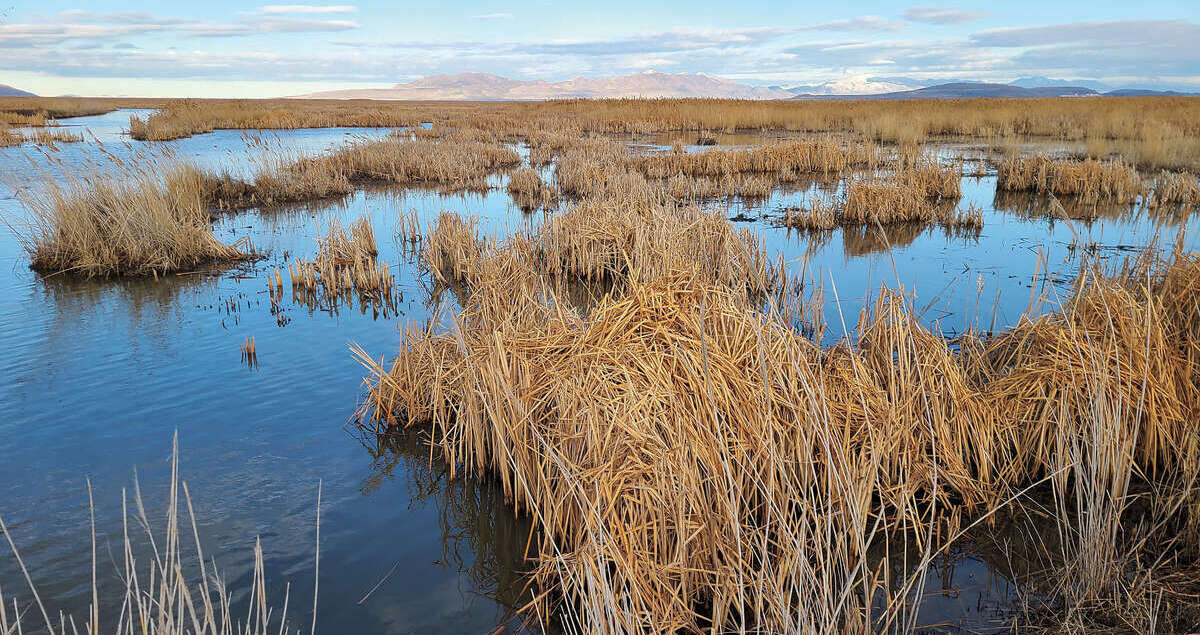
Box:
[1,1,1198,97]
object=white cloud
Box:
[471,13,513,20]
[256,5,358,15]
[903,6,987,25]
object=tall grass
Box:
[5,162,254,277]
[0,436,320,634]
[997,156,1142,204]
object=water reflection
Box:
[357,430,545,633]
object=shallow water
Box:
[0,111,1195,633]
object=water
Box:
[0,111,1194,633]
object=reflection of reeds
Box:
[841,222,928,256]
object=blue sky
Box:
[1,1,1197,97]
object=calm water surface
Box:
[0,110,1194,633]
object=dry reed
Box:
[0,436,320,634]
[5,162,254,277]
[506,167,557,210]
[997,156,1142,204]
[355,222,1200,632]
[290,215,396,311]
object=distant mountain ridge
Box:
[0,84,36,97]
[791,82,1194,100]
[293,73,1196,102]
[781,76,924,96]
[294,71,792,100]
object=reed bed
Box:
[355,218,1200,632]
[22,94,1197,168]
[290,216,397,311]
[538,198,779,296]
[634,137,880,180]
[127,98,440,141]
[6,162,254,277]
[0,125,84,147]
[841,181,934,225]
[0,123,18,147]
[997,156,1143,204]
[778,196,839,230]
[834,161,965,228]
[190,132,522,211]
[0,436,319,634]
[506,167,557,211]
[24,127,85,146]
[0,97,126,125]
[311,133,522,193]
[662,173,775,202]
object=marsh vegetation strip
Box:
[0,108,1197,633]
[32,95,1200,169]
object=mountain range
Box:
[789,81,1193,100]
[294,72,792,100]
[0,84,37,97]
[296,72,1194,101]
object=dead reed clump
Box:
[0,123,19,147]
[506,167,557,211]
[538,197,779,296]
[938,202,985,231]
[635,137,879,180]
[24,127,84,146]
[250,152,353,206]
[319,133,522,193]
[6,161,254,277]
[1145,171,1200,208]
[357,233,1200,632]
[553,137,632,198]
[356,270,896,633]
[778,195,839,230]
[841,180,932,225]
[996,155,1143,204]
[290,215,397,312]
[894,157,962,200]
[423,212,485,284]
